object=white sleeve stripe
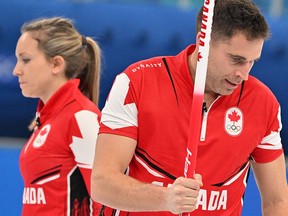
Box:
[101,73,138,129]
[259,131,282,150]
[257,143,282,150]
[257,106,283,150]
[101,107,138,129]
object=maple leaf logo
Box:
[33,124,51,148]
[40,128,48,136]
[228,110,241,123]
[198,52,203,62]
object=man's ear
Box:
[52,56,65,75]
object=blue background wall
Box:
[0,0,287,146]
[0,0,287,215]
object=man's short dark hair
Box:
[196,0,270,42]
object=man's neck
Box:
[188,51,219,109]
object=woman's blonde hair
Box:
[21,17,102,130]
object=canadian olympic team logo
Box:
[224,107,243,136]
[33,124,51,148]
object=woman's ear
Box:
[52,55,65,75]
[195,32,202,46]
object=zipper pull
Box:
[202,101,207,113]
[36,113,41,126]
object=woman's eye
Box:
[22,58,30,63]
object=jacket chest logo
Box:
[33,124,51,148]
[224,107,243,136]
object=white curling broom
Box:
[182,0,215,215]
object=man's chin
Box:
[220,89,235,96]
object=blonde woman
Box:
[14,17,102,215]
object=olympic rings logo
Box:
[226,124,242,132]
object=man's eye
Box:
[231,58,246,65]
[232,57,241,63]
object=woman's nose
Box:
[13,63,22,76]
